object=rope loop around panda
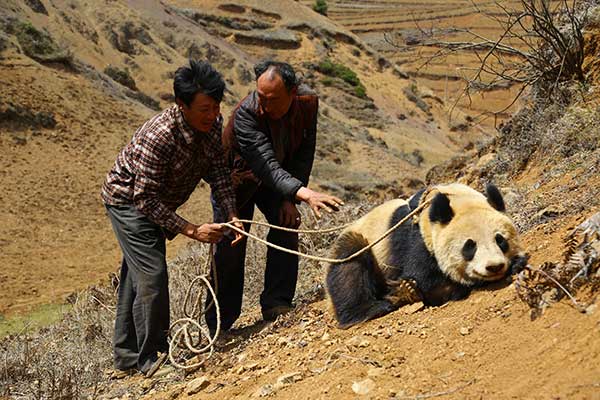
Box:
[220,197,433,264]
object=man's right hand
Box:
[295,187,344,218]
[182,222,225,243]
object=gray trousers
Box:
[105,204,169,373]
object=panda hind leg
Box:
[327,256,393,328]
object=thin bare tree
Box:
[385,0,589,123]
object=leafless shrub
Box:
[385,0,591,122]
[0,283,115,399]
[515,212,600,319]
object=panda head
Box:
[419,183,528,286]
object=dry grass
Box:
[0,203,374,399]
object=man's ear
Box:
[175,98,185,110]
[429,192,454,224]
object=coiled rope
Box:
[167,197,432,370]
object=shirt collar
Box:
[174,105,195,145]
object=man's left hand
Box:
[228,215,245,246]
[279,200,301,228]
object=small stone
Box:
[277,371,302,386]
[358,340,370,348]
[253,384,274,397]
[352,378,375,395]
[586,304,597,315]
[345,336,362,347]
[460,327,471,335]
[321,332,330,341]
[237,362,259,374]
[367,367,384,377]
[186,377,210,395]
[403,302,425,314]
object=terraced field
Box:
[305,0,555,125]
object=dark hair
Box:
[173,59,225,106]
[254,60,298,91]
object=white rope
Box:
[167,197,432,370]
[221,198,431,264]
[168,246,221,370]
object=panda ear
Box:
[429,192,454,224]
[485,184,506,212]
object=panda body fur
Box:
[326,183,527,329]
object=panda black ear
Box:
[429,192,454,224]
[485,184,506,212]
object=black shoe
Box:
[262,305,294,321]
[144,352,168,379]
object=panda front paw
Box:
[384,279,422,306]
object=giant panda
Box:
[326,183,528,329]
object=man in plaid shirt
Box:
[102,60,243,378]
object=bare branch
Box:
[385,0,587,120]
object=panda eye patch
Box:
[495,233,509,253]
[462,239,477,261]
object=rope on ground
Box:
[167,197,432,370]
[168,244,221,370]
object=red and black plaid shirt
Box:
[101,105,236,235]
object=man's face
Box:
[256,73,296,120]
[178,93,220,133]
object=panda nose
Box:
[486,263,505,274]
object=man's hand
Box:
[228,215,245,246]
[182,222,225,243]
[295,187,344,218]
[279,200,301,228]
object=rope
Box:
[221,197,432,264]
[168,245,221,370]
[167,196,432,370]
[233,219,354,233]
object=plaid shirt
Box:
[101,105,236,235]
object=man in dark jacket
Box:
[206,61,342,334]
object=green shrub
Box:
[354,84,367,98]
[317,58,360,87]
[14,21,72,64]
[317,58,367,98]
[313,0,328,16]
[104,65,137,91]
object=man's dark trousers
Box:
[105,204,169,373]
[206,187,299,333]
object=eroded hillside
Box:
[0,0,472,317]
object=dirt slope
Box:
[98,279,600,399]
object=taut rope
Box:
[167,197,432,370]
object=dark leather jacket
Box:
[223,85,318,207]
